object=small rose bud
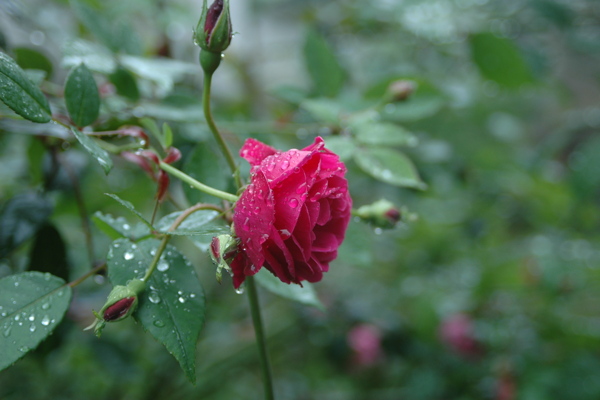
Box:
[209,234,238,283]
[194,0,232,54]
[386,80,417,102]
[356,199,401,229]
[85,279,145,337]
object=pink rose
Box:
[231,136,352,288]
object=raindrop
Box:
[190,294,196,298]
[14,315,20,321]
[124,252,134,260]
[41,315,50,326]
[28,315,35,321]
[14,281,19,287]
[3,326,11,337]
[150,249,157,256]
[235,287,245,295]
[374,228,383,235]
[178,297,186,303]
[148,292,161,304]
[18,346,29,353]
[29,324,36,332]
[41,302,50,310]
[153,320,165,328]
[157,260,169,272]
[123,224,130,230]
[280,160,290,169]
[288,198,299,208]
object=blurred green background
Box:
[1,0,600,399]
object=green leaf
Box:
[0,192,53,259]
[0,51,51,123]
[107,239,205,383]
[62,39,116,74]
[140,118,167,155]
[156,210,229,237]
[162,123,173,148]
[353,122,418,147]
[70,127,113,174]
[382,95,445,123]
[323,136,356,161]
[13,47,53,78]
[183,142,232,206]
[254,269,324,310]
[354,147,426,190]
[64,63,100,127]
[469,32,533,88]
[300,98,343,124]
[92,212,151,241]
[109,66,140,102]
[304,29,345,97]
[104,193,153,230]
[0,272,72,372]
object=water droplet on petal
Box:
[235,287,245,295]
[280,160,290,169]
[288,198,299,208]
[124,252,134,260]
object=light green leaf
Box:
[469,32,533,88]
[65,63,100,127]
[354,147,426,190]
[254,269,324,310]
[104,193,153,230]
[70,127,113,174]
[107,239,205,384]
[354,122,418,147]
[0,272,72,371]
[92,212,151,241]
[162,123,173,148]
[0,51,51,123]
[304,29,345,97]
[156,210,229,237]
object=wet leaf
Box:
[354,147,426,190]
[304,29,345,97]
[71,127,112,174]
[255,269,324,310]
[64,63,100,127]
[104,193,153,230]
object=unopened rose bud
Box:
[386,80,417,102]
[356,199,401,229]
[85,279,145,337]
[194,0,232,54]
[209,234,238,283]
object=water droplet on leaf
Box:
[153,320,165,328]
[148,292,161,304]
[41,315,50,326]
[157,260,169,272]
[124,252,134,260]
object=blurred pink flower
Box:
[347,324,383,367]
[439,313,483,358]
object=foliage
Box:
[1,0,600,399]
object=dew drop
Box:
[41,303,50,310]
[178,296,186,303]
[296,183,307,194]
[153,320,165,328]
[14,281,19,287]
[235,287,245,295]
[280,160,290,169]
[148,292,161,304]
[157,260,169,272]
[18,346,29,353]
[41,315,50,326]
[288,198,299,208]
[14,315,20,321]
[124,252,134,260]
[190,293,196,298]
[29,324,36,332]
[28,314,35,321]
[3,326,11,337]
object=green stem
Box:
[142,203,221,282]
[203,72,243,188]
[246,276,275,400]
[159,161,238,203]
[68,262,106,288]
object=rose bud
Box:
[386,80,417,102]
[85,279,145,337]
[209,234,239,284]
[355,199,401,229]
[194,0,232,54]
[230,136,352,288]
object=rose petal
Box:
[239,138,278,166]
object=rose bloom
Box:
[230,136,352,288]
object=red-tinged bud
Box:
[194,0,232,54]
[156,170,170,202]
[121,152,156,177]
[356,199,401,229]
[103,297,136,321]
[140,150,160,165]
[386,80,417,102]
[209,234,238,283]
[163,147,182,164]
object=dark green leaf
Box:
[304,29,345,97]
[107,239,205,383]
[109,67,140,102]
[469,32,533,88]
[104,193,153,230]
[0,272,72,371]
[156,210,229,237]
[0,51,51,123]
[183,142,232,206]
[255,269,324,310]
[70,127,113,174]
[13,47,53,78]
[354,147,426,189]
[354,122,417,147]
[92,212,151,241]
[27,224,70,282]
[0,193,53,259]
[64,63,100,127]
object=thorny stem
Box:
[141,203,222,282]
[159,161,239,203]
[246,276,275,400]
[203,72,243,188]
